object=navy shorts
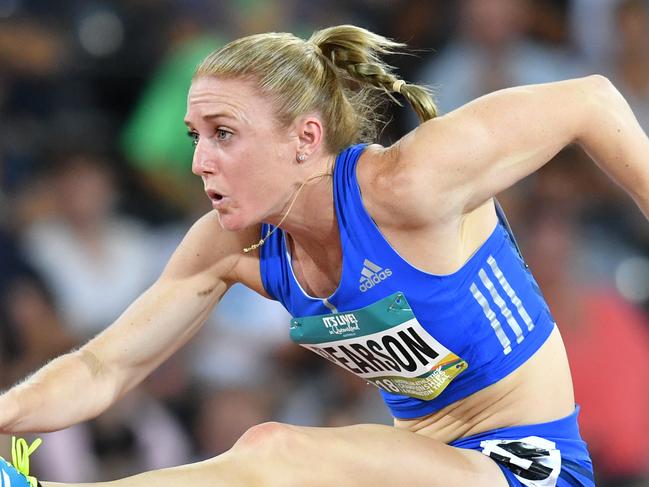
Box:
[450,407,594,487]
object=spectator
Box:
[610,0,649,132]
[21,152,158,339]
[417,0,583,115]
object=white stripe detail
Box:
[487,256,535,331]
[479,269,524,344]
[363,259,383,273]
[481,443,534,470]
[322,298,339,313]
[480,436,562,487]
[3,470,11,487]
[470,283,512,354]
[360,267,374,280]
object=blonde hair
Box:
[195,25,437,154]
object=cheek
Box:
[226,148,292,216]
[241,178,275,213]
[235,165,274,198]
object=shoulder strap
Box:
[258,223,285,302]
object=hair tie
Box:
[392,79,406,93]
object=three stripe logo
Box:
[470,255,534,354]
[359,259,392,292]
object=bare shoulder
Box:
[357,142,498,275]
[161,211,266,296]
[391,76,616,218]
[356,140,460,229]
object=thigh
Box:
[231,422,510,487]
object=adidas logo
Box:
[359,259,392,292]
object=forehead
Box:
[185,76,273,125]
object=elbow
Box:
[575,74,630,144]
[583,74,625,105]
[585,73,613,88]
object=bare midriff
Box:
[393,326,575,444]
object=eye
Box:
[187,131,199,147]
[216,128,232,141]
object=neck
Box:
[269,156,338,252]
[273,163,344,298]
[243,153,339,256]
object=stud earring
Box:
[297,153,307,162]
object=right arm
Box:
[0,211,261,433]
[397,75,649,220]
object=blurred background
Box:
[0,0,648,485]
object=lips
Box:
[206,188,227,209]
[206,188,223,200]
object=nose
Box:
[191,142,218,177]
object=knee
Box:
[234,421,296,450]
[226,423,313,487]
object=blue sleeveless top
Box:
[259,144,555,419]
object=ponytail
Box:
[309,25,437,125]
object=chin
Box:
[215,210,253,232]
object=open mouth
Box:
[206,189,224,201]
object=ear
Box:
[294,114,325,157]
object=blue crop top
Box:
[259,144,555,419]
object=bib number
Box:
[290,293,468,401]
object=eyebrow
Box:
[184,112,239,128]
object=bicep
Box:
[161,210,241,281]
[405,76,605,214]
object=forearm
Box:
[0,349,117,433]
[578,76,649,218]
[0,216,236,435]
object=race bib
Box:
[290,292,468,400]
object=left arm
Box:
[399,75,649,218]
